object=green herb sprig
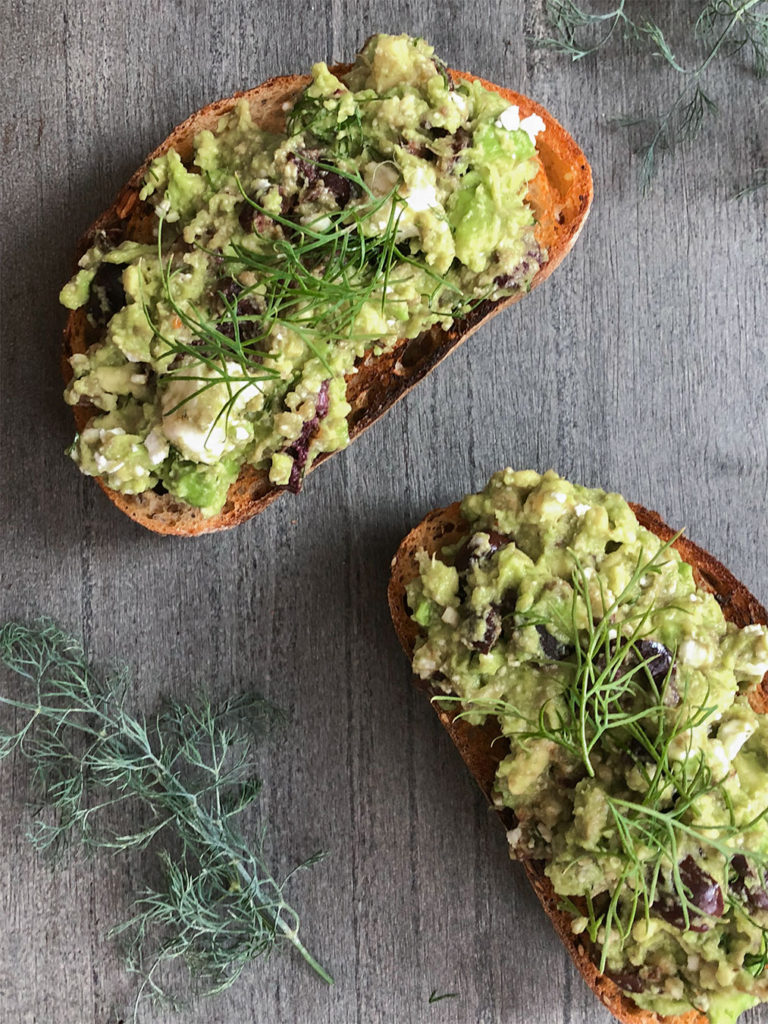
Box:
[0,621,332,1020]
[230,168,481,344]
[151,161,485,395]
[539,0,768,190]
[440,537,685,769]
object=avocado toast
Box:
[388,470,768,1024]
[61,35,592,535]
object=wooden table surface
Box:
[1,2,766,1022]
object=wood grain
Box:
[0,3,766,1023]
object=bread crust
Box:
[62,65,592,535]
[387,497,768,1024]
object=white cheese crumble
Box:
[441,606,460,627]
[495,105,546,143]
[406,181,438,212]
[144,427,170,466]
[678,639,712,668]
[496,105,520,132]
[506,826,522,847]
[161,361,261,464]
[574,503,591,516]
[717,718,756,762]
[520,113,546,142]
[448,91,469,116]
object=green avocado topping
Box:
[61,34,546,515]
[407,469,768,1024]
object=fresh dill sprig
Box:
[736,904,768,976]
[441,537,685,772]
[539,0,768,190]
[538,0,635,60]
[228,170,407,364]
[231,168,477,339]
[139,157,497,455]
[0,621,332,1020]
[150,162,483,391]
[435,541,768,971]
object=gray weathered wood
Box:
[1,1,766,1021]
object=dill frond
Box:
[538,0,633,60]
[0,621,332,1020]
[539,0,768,189]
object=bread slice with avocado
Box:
[388,470,768,1024]
[61,35,592,535]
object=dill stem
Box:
[128,739,335,986]
[654,0,764,136]
[578,662,595,776]
[698,0,764,77]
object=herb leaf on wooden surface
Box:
[539,0,768,190]
[0,621,332,1021]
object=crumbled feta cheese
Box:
[144,427,170,466]
[406,181,438,212]
[495,106,546,143]
[708,741,731,782]
[413,652,437,677]
[574,503,590,516]
[448,91,469,116]
[441,606,460,627]
[506,826,522,847]
[678,639,712,668]
[519,113,546,142]
[496,105,521,132]
[161,360,262,464]
[718,718,756,762]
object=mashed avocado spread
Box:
[407,470,768,1023]
[61,35,545,515]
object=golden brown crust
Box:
[387,495,768,1024]
[62,65,592,535]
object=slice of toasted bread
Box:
[388,498,768,1024]
[62,64,592,535]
